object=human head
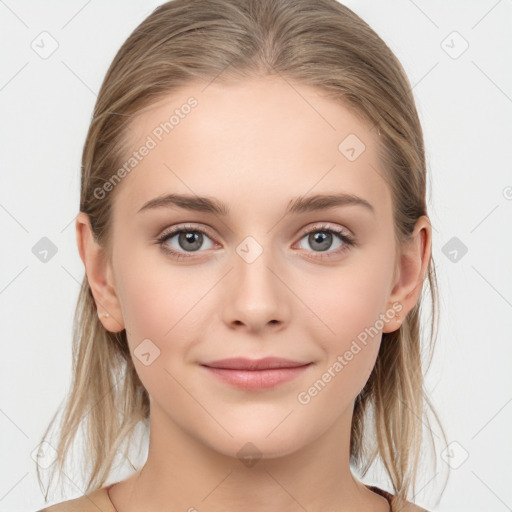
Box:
[38,0,445,505]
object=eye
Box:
[295,223,355,259]
[156,222,356,261]
[156,224,217,260]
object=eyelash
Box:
[155,223,356,261]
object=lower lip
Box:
[202,364,311,390]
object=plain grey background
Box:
[1,1,511,511]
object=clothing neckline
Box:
[365,484,394,510]
[105,482,393,511]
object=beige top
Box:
[37,483,428,512]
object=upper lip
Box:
[201,357,311,370]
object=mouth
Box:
[200,357,313,390]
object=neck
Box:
[109,402,389,512]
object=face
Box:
[99,77,402,459]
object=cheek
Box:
[114,245,207,337]
[296,255,393,391]
[113,248,221,398]
[113,253,203,404]
[292,282,384,438]
[300,261,391,343]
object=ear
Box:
[382,215,432,333]
[75,211,125,333]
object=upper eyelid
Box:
[159,221,350,239]
[159,223,217,240]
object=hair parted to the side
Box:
[36,0,448,507]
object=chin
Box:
[197,421,313,464]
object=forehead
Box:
[115,77,391,217]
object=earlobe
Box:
[75,212,125,333]
[382,215,432,334]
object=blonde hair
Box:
[36,0,448,507]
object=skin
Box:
[76,76,431,512]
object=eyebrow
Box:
[137,192,375,216]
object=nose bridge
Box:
[234,235,280,298]
[222,233,289,329]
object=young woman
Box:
[36,0,447,510]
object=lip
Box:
[200,357,312,390]
[201,357,310,370]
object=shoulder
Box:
[36,486,115,512]
[393,500,430,512]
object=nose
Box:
[221,240,291,333]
